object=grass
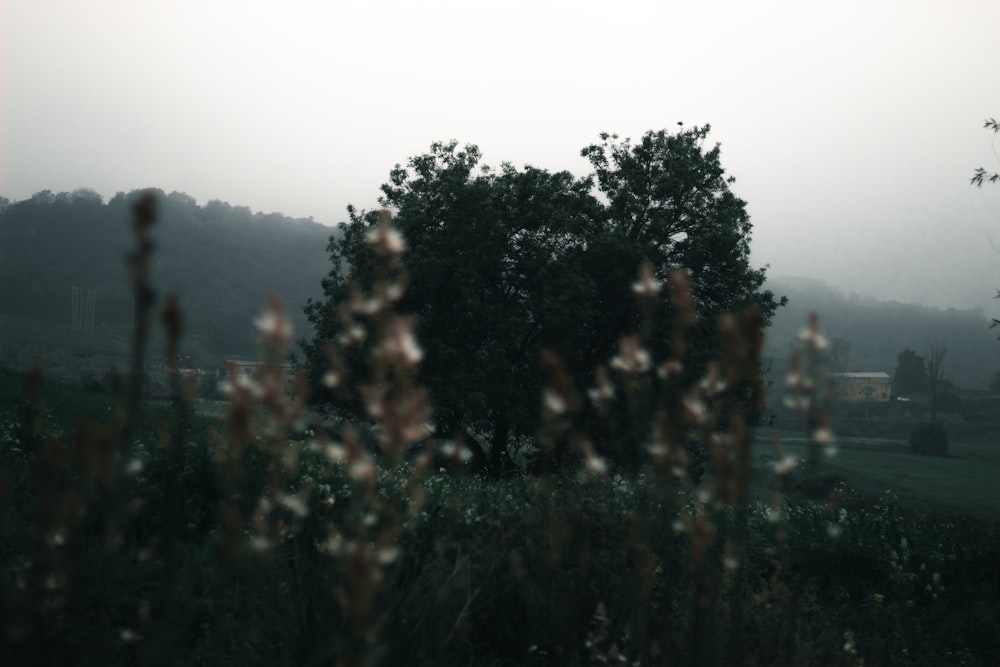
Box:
[0,311,234,380]
[756,426,1000,521]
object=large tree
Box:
[301,128,782,472]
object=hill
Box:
[0,188,339,365]
[764,275,1000,390]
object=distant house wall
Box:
[835,372,892,402]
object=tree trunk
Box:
[489,409,513,474]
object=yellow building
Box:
[835,372,891,402]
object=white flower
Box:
[773,456,798,475]
[813,428,834,445]
[543,388,568,415]
[254,303,293,340]
[631,262,661,297]
[585,454,607,475]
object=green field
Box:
[0,312,240,383]
[755,426,1000,521]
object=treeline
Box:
[0,188,336,357]
[764,275,1000,390]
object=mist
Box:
[3,0,999,312]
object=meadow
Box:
[1,364,999,666]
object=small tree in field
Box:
[893,348,927,396]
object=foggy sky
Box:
[3,0,999,311]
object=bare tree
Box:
[927,341,947,423]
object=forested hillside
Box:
[0,189,337,357]
[764,275,1000,390]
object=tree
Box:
[927,341,947,423]
[301,128,783,473]
[971,117,999,187]
[892,348,927,396]
[580,127,783,369]
[828,334,853,373]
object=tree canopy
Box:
[892,348,927,396]
[301,127,783,472]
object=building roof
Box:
[835,372,890,380]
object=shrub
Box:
[909,421,950,456]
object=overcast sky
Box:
[3,0,999,311]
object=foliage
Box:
[970,117,999,188]
[892,348,927,395]
[764,276,1000,392]
[0,188,332,357]
[909,421,950,457]
[301,128,783,472]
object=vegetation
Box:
[0,188,333,359]
[2,186,998,666]
[763,275,1000,392]
[892,348,927,396]
[300,127,784,473]
[970,117,999,188]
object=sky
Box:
[3,0,1000,311]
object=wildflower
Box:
[378,316,423,367]
[544,388,568,416]
[376,545,400,565]
[585,454,607,475]
[119,628,142,643]
[325,443,347,462]
[587,367,615,403]
[631,261,661,297]
[813,428,834,445]
[843,630,856,655]
[365,214,407,256]
[279,493,309,519]
[773,455,798,475]
[657,359,683,379]
[785,370,803,390]
[683,396,707,424]
[610,336,651,374]
[254,298,293,341]
[349,459,377,484]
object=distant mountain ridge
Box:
[5,190,998,388]
[0,188,340,360]
[764,275,1000,390]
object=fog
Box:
[3,0,999,310]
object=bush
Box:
[909,422,950,456]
